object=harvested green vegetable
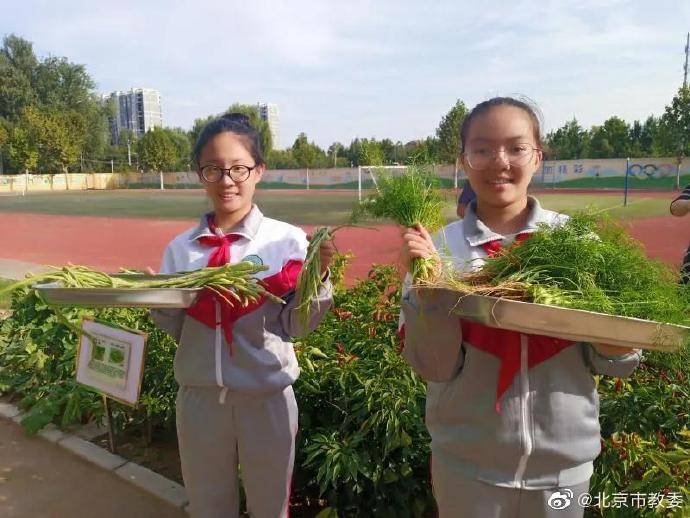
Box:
[425,213,690,327]
[296,227,333,329]
[352,165,445,280]
[0,262,285,307]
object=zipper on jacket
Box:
[513,334,533,487]
[214,301,228,404]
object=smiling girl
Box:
[151,113,334,518]
[399,98,641,518]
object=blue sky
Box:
[3,0,689,149]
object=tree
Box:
[639,116,660,156]
[166,127,192,170]
[545,119,589,159]
[40,109,87,174]
[8,116,39,173]
[436,99,467,163]
[0,35,38,122]
[327,142,344,168]
[291,133,321,168]
[189,115,215,155]
[225,103,272,154]
[658,86,690,157]
[629,118,660,157]
[0,122,7,173]
[588,126,614,158]
[34,56,95,111]
[410,137,440,164]
[345,138,364,166]
[359,139,384,166]
[599,116,631,157]
[0,35,106,160]
[189,104,273,159]
[379,138,396,164]
[267,149,299,169]
[138,127,177,172]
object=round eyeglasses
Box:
[199,164,256,183]
[465,143,540,171]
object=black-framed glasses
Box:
[465,143,540,171]
[199,164,257,183]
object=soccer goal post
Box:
[357,165,409,201]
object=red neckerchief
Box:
[462,232,574,411]
[186,215,303,353]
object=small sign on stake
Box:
[76,318,147,452]
[76,317,147,406]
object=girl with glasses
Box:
[399,97,641,517]
[151,112,335,518]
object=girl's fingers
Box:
[400,226,422,238]
[407,247,433,260]
[318,240,336,272]
[402,231,430,245]
[403,233,437,254]
[414,224,435,244]
[407,248,431,260]
[145,267,156,275]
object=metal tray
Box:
[422,288,689,352]
[33,274,202,308]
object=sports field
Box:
[0,189,687,283]
[0,188,678,223]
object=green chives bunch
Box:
[352,165,446,280]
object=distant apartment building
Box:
[257,102,279,149]
[107,88,163,144]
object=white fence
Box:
[1,158,688,195]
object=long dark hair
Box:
[193,112,265,166]
[460,97,542,151]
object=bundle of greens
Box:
[0,262,285,307]
[352,165,446,280]
[425,213,690,327]
[296,227,333,329]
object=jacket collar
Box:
[189,204,263,241]
[463,196,549,247]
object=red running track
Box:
[0,213,403,283]
[1,212,687,282]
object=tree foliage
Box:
[435,99,467,163]
[138,127,177,172]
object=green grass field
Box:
[124,175,690,192]
[0,189,674,225]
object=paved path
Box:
[0,258,51,280]
[0,417,186,518]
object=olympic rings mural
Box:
[627,163,676,179]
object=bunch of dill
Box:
[352,164,446,280]
[458,213,689,326]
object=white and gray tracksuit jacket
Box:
[151,206,333,396]
[400,198,641,489]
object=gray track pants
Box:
[433,459,590,518]
[176,385,298,518]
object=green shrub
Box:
[294,265,433,517]
[0,289,177,436]
[0,260,688,516]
